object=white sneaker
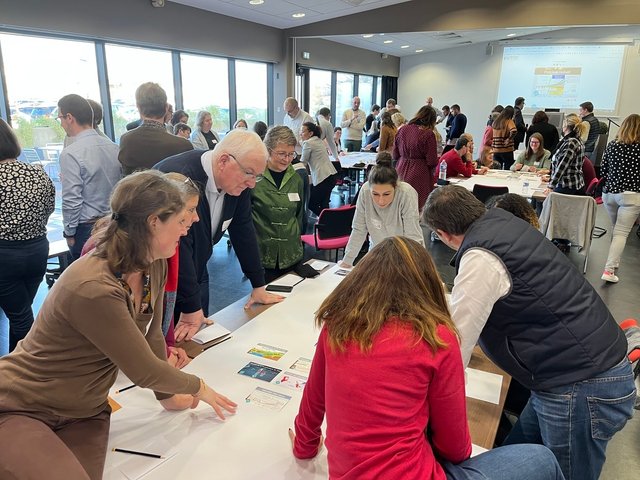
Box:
[601,270,619,283]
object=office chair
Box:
[301,205,356,262]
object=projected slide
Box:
[497,45,625,113]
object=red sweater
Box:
[436,149,475,178]
[294,321,471,480]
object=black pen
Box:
[115,384,136,394]
[112,448,164,459]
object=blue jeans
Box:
[602,192,640,271]
[503,357,636,480]
[443,444,564,480]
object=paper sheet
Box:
[309,260,330,271]
[269,274,304,287]
[191,323,231,345]
[465,368,503,405]
[471,443,488,457]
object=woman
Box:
[0,171,236,479]
[333,127,345,156]
[170,109,189,128]
[378,111,397,153]
[600,114,640,283]
[290,237,564,480]
[488,193,540,229]
[233,119,248,129]
[481,109,501,161]
[251,126,305,283]
[477,149,501,170]
[0,119,55,352]
[300,122,337,216]
[526,111,560,154]
[253,120,268,140]
[391,112,406,130]
[393,105,439,210]
[545,113,587,195]
[512,133,551,173]
[340,152,423,268]
[190,110,220,150]
[491,105,517,170]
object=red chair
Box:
[582,156,596,188]
[586,177,607,238]
[301,205,356,262]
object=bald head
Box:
[284,97,300,118]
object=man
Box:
[57,94,121,260]
[340,96,366,151]
[437,104,451,139]
[579,101,600,162]
[422,185,635,480]
[63,98,108,147]
[513,97,526,150]
[119,82,192,175]
[317,107,340,160]
[447,104,467,144]
[364,104,380,146]
[425,96,434,107]
[155,129,283,341]
[436,137,487,178]
[379,98,400,117]
[283,97,314,156]
[173,122,192,139]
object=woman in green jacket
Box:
[251,126,305,283]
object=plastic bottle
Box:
[522,180,530,195]
[439,161,447,181]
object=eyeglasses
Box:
[227,153,263,182]
[183,176,199,191]
[56,114,69,122]
[271,150,296,160]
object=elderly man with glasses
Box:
[155,129,283,342]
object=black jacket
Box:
[526,122,560,154]
[513,106,526,145]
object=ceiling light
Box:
[292,13,305,18]
[362,34,374,38]
[249,0,264,4]
[383,40,393,44]
[401,45,410,49]
[415,49,424,53]
[506,33,517,37]
[379,33,385,36]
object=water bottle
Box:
[522,180,530,195]
[439,161,447,181]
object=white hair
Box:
[214,129,268,164]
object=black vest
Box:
[455,208,626,390]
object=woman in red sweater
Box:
[290,237,563,480]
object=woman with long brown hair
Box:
[290,236,563,480]
[491,105,517,170]
[512,133,551,174]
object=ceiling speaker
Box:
[151,0,165,7]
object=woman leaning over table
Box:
[600,113,640,284]
[339,152,423,268]
[511,133,551,174]
[545,113,587,195]
[251,126,305,283]
[0,171,236,480]
[0,119,55,352]
[190,110,220,150]
[290,236,564,480]
[300,122,337,216]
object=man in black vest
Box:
[422,185,635,480]
[155,129,283,342]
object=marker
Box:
[115,384,136,394]
[112,448,163,459]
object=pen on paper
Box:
[112,448,164,459]
[115,384,136,394]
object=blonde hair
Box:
[564,113,588,139]
[616,114,640,144]
[391,112,405,128]
[316,237,458,353]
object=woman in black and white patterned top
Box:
[600,114,640,283]
[0,119,55,350]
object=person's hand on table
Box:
[174,309,213,342]
[338,261,352,269]
[528,166,537,173]
[478,166,489,175]
[541,174,550,182]
[514,163,523,171]
[244,286,284,309]
[288,428,324,457]
[167,346,190,369]
[160,394,198,411]
[193,382,237,420]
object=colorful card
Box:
[248,343,287,361]
[275,371,308,391]
[245,387,292,411]
[289,357,312,375]
[238,362,281,382]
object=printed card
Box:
[275,371,308,392]
[245,387,292,411]
[247,343,287,361]
[238,362,281,382]
[289,357,312,375]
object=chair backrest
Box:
[20,148,41,163]
[316,205,356,240]
[582,156,596,188]
[585,177,604,204]
[472,184,509,205]
[593,132,609,167]
[539,192,597,249]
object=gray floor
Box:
[1,197,639,478]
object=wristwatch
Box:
[63,232,75,239]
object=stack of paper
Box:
[191,323,231,346]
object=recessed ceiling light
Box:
[379,33,385,36]
[249,0,264,4]
[292,13,305,18]
[401,45,410,49]
[415,49,424,53]
[506,33,517,37]
[362,34,374,38]
[383,40,393,44]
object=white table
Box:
[450,170,544,199]
[335,151,377,168]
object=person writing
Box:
[290,236,564,480]
[0,171,237,480]
[339,152,423,268]
[511,133,551,174]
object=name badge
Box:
[288,193,300,202]
[371,219,383,230]
[221,218,232,232]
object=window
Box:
[235,60,267,128]
[376,76,382,106]
[309,69,331,118]
[181,53,229,135]
[358,75,374,113]
[335,73,354,119]
[1,33,100,149]
[105,44,174,142]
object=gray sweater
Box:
[343,181,424,265]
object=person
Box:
[487,192,540,229]
[379,98,400,117]
[526,111,560,154]
[600,113,640,283]
[436,137,487,179]
[316,107,340,160]
[341,96,366,151]
[119,82,193,175]
[437,104,451,141]
[290,236,565,480]
[391,112,406,130]
[377,111,397,153]
[393,105,439,210]
[251,126,304,283]
[579,101,600,162]
[163,103,174,132]
[422,185,635,480]
[174,122,192,139]
[512,133,551,173]
[364,103,380,146]
[154,129,283,341]
[300,122,337,216]
[170,109,189,128]
[545,113,587,195]
[481,107,502,161]
[64,98,109,146]
[233,119,248,129]
[57,94,122,260]
[0,119,55,352]
[190,110,221,150]
[448,104,467,144]
[491,105,517,170]
[513,96,527,150]
[253,120,268,140]
[283,97,314,156]
[339,152,423,267]
[0,171,237,480]
[333,126,345,156]
[477,149,501,170]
